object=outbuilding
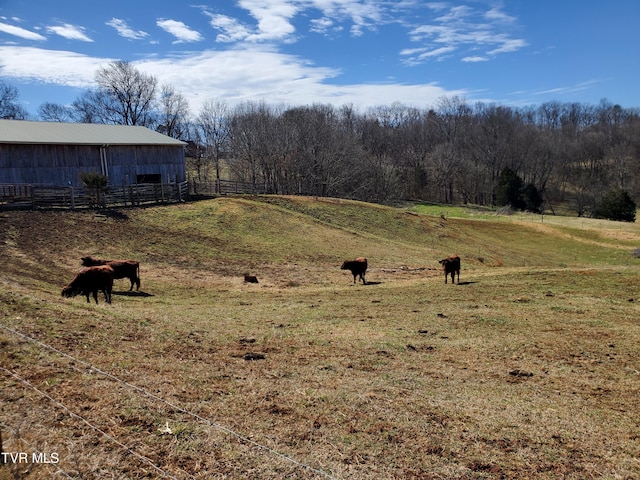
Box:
[0,119,186,188]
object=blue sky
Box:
[1,0,639,118]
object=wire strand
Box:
[0,322,337,479]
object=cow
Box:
[244,274,259,283]
[438,255,460,284]
[81,255,140,291]
[341,257,368,285]
[62,265,114,304]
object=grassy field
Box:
[1,196,640,479]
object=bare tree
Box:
[197,100,232,191]
[38,102,75,122]
[0,81,28,119]
[157,85,190,139]
[92,60,158,126]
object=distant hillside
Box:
[2,195,638,288]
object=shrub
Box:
[594,188,636,222]
[79,172,108,208]
[495,167,542,212]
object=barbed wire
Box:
[0,322,337,480]
[1,367,183,479]
[0,420,75,479]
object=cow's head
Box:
[61,285,79,298]
[80,256,95,266]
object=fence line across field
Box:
[0,322,337,480]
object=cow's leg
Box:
[93,290,99,304]
[129,277,134,291]
[135,277,140,291]
[104,288,112,304]
[444,272,448,284]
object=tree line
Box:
[2,61,639,219]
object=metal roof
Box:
[0,119,186,146]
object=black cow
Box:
[438,255,460,284]
[81,255,140,291]
[62,265,114,304]
[341,257,368,284]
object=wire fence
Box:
[0,322,337,480]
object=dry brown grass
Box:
[2,197,640,479]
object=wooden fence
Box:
[189,179,269,196]
[0,181,188,210]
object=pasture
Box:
[1,196,640,479]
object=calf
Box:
[438,255,460,284]
[62,265,114,304]
[341,257,368,285]
[244,274,259,283]
[81,255,140,291]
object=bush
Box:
[495,167,543,213]
[79,172,108,208]
[594,188,636,222]
[79,171,108,190]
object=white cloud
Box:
[533,80,601,97]
[0,22,46,41]
[309,17,334,35]
[487,38,527,55]
[156,19,203,43]
[46,23,93,42]
[206,13,251,42]
[239,0,299,42]
[0,46,110,87]
[405,3,526,64]
[0,43,467,112]
[106,18,149,41]
[462,56,488,63]
[485,7,516,23]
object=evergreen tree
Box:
[594,188,636,222]
[522,183,543,213]
[495,167,525,210]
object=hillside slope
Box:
[2,196,636,281]
[2,196,640,479]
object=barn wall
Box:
[0,144,102,186]
[105,145,186,186]
[0,144,185,187]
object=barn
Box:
[0,119,186,188]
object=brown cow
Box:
[438,255,460,284]
[81,255,140,291]
[341,257,368,284]
[62,265,114,304]
[244,274,259,283]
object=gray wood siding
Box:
[0,144,185,187]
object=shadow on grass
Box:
[112,290,154,297]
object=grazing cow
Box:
[438,255,460,284]
[62,265,114,304]
[341,257,368,284]
[81,255,140,291]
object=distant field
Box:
[1,196,639,479]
